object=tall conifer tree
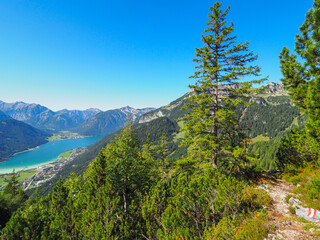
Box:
[280,0,320,141]
[3,170,21,196]
[182,1,266,168]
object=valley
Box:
[0,135,103,174]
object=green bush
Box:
[308,178,320,200]
[235,212,271,240]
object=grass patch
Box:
[47,131,82,141]
[177,121,184,128]
[173,121,185,143]
[252,135,270,143]
[234,212,271,240]
[0,170,37,187]
[59,150,74,161]
[0,175,11,186]
[17,171,37,182]
[303,223,319,231]
[281,216,309,224]
[173,131,186,143]
[282,165,320,209]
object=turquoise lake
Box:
[0,136,103,174]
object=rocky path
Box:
[266,179,320,240]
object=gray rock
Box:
[257,184,270,192]
[289,197,302,205]
[295,207,320,222]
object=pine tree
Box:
[3,169,21,196]
[280,0,320,141]
[182,1,266,168]
[97,124,158,238]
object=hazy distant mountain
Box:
[27,108,102,131]
[74,106,155,136]
[0,111,9,120]
[0,111,50,162]
[0,101,102,131]
[57,108,101,121]
[0,101,49,121]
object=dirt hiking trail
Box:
[266,179,320,240]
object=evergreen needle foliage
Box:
[280,0,320,142]
[277,0,320,170]
[181,1,267,169]
[0,170,28,230]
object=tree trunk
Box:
[212,76,219,168]
[123,177,127,216]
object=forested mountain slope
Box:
[0,111,50,162]
[74,106,154,136]
[26,108,102,131]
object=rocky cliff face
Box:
[138,111,165,124]
[138,82,288,124]
[263,82,287,94]
[120,106,155,121]
[138,93,189,124]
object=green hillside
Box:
[74,107,154,136]
[0,111,50,162]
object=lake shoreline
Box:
[12,145,41,157]
[0,136,102,174]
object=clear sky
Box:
[0,0,313,111]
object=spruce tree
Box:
[182,1,266,168]
[280,0,320,141]
[3,169,21,196]
[92,124,158,238]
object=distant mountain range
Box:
[0,100,101,131]
[0,111,50,162]
[75,106,155,136]
[0,101,154,135]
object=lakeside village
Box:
[21,148,87,190]
[0,147,87,191]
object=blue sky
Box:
[0,0,313,111]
